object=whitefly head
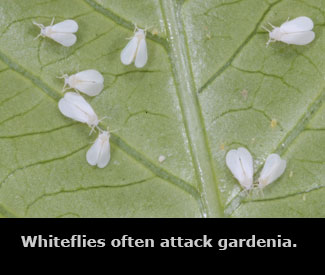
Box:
[63,74,70,86]
[88,114,99,129]
[56,73,70,91]
[34,23,53,37]
[33,21,45,38]
[67,74,79,88]
[99,130,110,142]
[88,115,99,136]
[135,28,146,39]
[262,23,283,46]
[269,27,283,41]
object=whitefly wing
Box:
[280,31,315,45]
[120,36,138,65]
[134,37,148,68]
[280,16,314,33]
[75,70,104,83]
[86,132,110,168]
[226,147,254,189]
[86,137,102,166]
[59,92,97,123]
[97,135,110,168]
[58,97,89,123]
[237,147,253,180]
[50,33,77,47]
[74,81,103,96]
[260,154,280,179]
[226,149,246,185]
[260,154,286,185]
[64,92,97,116]
[74,70,104,96]
[52,20,79,33]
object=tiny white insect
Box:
[60,69,104,96]
[86,130,111,168]
[33,18,78,47]
[263,16,315,47]
[158,155,166,163]
[120,26,148,68]
[258,154,286,189]
[58,92,99,132]
[226,147,254,190]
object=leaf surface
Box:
[0,0,324,217]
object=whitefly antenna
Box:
[261,25,273,47]
[56,73,69,92]
[33,21,45,40]
[261,25,271,33]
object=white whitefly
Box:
[33,18,78,47]
[158,155,166,163]
[120,27,148,68]
[61,69,104,96]
[258,154,286,188]
[263,16,315,47]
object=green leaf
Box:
[0,0,324,217]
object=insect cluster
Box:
[223,16,316,192]
[33,15,316,194]
[33,18,148,168]
[226,147,286,193]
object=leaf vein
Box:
[198,0,283,94]
[82,0,168,47]
[0,101,43,126]
[0,123,76,139]
[0,144,89,188]
[160,0,223,217]
[24,176,157,216]
[0,51,61,101]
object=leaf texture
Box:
[0,0,324,217]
